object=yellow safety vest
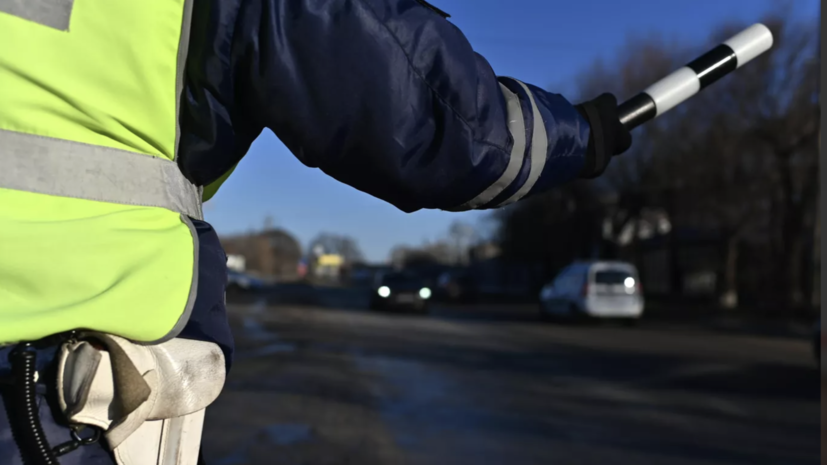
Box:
[0,0,202,344]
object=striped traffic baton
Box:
[618,23,774,131]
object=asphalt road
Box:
[202,290,820,465]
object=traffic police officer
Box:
[0,0,631,463]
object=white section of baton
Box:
[723,23,774,69]
[643,67,700,117]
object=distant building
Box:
[469,242,501,261]
[314,253,344,279]
[226,254,246,272]
[628,228,721,298]
[221,228,302,280]
[466,241,539,298]
[347,263,394,287]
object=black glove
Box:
[574,93,632,179]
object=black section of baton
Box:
[617,93,657,131]
[686,44,738,90]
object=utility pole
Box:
[813,130,821,309]
[813,194,820,309]
[666,186,681,297]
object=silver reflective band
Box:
[453,82,526,210]
[0,0,74,31]
[174,0,195,161]
[0,129,203,219]
[498,81,548,206]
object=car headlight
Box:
[378,286,391,298]
[419,287,432,299]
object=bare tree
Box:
[447,221,477,265]
[308,233,365,265]
[676,12,819,308]
[586,10,818,310]
[495,181,604,284]
[753,16,819,308]
[495,9,819,311]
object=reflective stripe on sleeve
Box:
[452,83,526,210]
[496,80,548,206]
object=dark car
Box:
[227,270,265,294]
[369,272,432,313]
[435,270,476,303]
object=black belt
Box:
[1,332,103,465]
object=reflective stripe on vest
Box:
[0,129,203,220]
[0,0,198,217]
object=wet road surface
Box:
[202,295,819,465]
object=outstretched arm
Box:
[236,0,598,212]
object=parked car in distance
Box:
[539,261,644,324]
[435,269,475,303]
[227,270,265,293]
[370,271,432,314]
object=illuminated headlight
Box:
[419,287,432,299]
[624,277,635,288]
[378,286,391,298]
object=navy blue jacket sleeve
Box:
[234,0,591,213]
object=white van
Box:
[539,261,644,323]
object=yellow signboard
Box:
[318,254,344,267]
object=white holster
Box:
[56,333,226,465]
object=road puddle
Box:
[214,423,316,465]
[263,423,314,445]
[242,317,276,341]
[239,304,298,358]
[240,342,298,359]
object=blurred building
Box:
[313,253,344,279]
[347,264,393,287]
[466,242,540,298]
[598,196,722,301]
[628,229,721,299]
[226,254,246,272]
[221,228,302,280]
[469,242,501,261]
[389,243,453,269]
[389,243,457,288]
